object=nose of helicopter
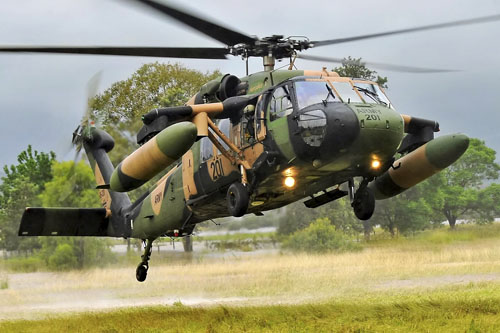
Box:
[290,103,360,161]
[348,104,405,163]
[291,103,404,166]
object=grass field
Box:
[1,283,500,332]
[1,224,500,331]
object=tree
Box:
[475,184,500,222]
[0,146,56,252]
[332,57,388,87]
[370,185,435,237]
[425,138,500,229]
[39,160,102,208]
[38,160,114,269]
[91,62,222,166]
[92,62,221,125]
[0,176,39,252]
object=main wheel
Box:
[226,182,249,217]
[136,263,148,282]
[352,187,375,220]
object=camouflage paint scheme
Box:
[126,70,404,239]
[19,69,468,243]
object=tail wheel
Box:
[136,263,148,282]
[227,182,249,217]
[352,187,375,220]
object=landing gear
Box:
[349,178,375,220]
[226,182,249,217]
[136,239,153,282]
[136,263,148,282]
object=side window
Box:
[216,119,230,154]
[200,137,213,161]
[255,95,265,135]
[270,85,293,121]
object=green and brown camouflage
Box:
[18,68,469,280]
[110,122,197,192]
[20,69,468,234]
[369,133,470,199]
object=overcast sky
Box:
[1,0,499,171]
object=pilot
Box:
[243,105,255,144]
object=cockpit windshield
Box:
[294,79,394,110]
[353,82,394,109]
[330,82,363,104]
[295,81,339,110]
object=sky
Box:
[1,0,499,171]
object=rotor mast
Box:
[263,55,275,71]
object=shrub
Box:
[282,218,362,253]
[48,244,78,270]
[4,256,44,272]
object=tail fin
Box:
[83,127,132,237]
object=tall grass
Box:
[2,283,500,332]
[369,223,500,248]
[0,276,7,290]
[1,256,44,273]
[2,228,499,302]
[1,224,500,329]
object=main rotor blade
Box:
[130,0,256,46]
[83,71,102,126]
[311,14,500,47]
[297,54,459,73]
[0,46,229,59]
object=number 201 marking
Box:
[365,114,381,120]
[210,159,224,180]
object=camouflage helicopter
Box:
[4,0,497,282]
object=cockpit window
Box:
[331,82,363,103]
[353,82,393,108]
[295,81,339,110]
[200,137,213,161]
[354,82,390,106]
[201,119,231,160]
[373,84,393,108]
[216,118,230,153]
[270,85,293,121]
[297,110,327,147]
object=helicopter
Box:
[4,0,495,282]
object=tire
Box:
[226,182,249,217]
[136,264,148,282]
[352,187,375,220]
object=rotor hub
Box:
[229,36,311,60]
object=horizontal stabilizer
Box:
[19,207,109,236]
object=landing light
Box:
[371,160,381,169]
[284,176,296,188]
